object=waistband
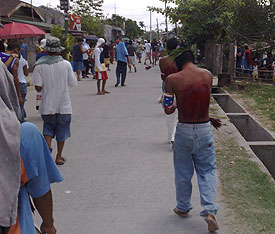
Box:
[177,121,210,129]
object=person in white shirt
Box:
[18,55,29,120]
[144,40,152,65]
[32,37,77,165]
[94,38,110,95]
[82,39,90,78]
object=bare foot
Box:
[103,90,110,94]
[97,92,105,95]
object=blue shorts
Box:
[137,53,142,59]
[73,61,84,72]
[41,114,71,141]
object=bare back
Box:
[165,63,212,123]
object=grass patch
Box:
[227,83,275,130]
[217,138,275,233]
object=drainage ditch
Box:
[212,87,275,179]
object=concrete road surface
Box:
[26,62,229,234]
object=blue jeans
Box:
[41,114,71,141]
[173,122,218,217]
[116,63,127,85]
[20,83,27,120]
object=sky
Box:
[26,0,171,31]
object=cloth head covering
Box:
[40,39,46,48]
[43,36,65,53]
[96,38,105,48]
[0,60,21,227]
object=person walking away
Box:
[136,41,143,63]
[19,38,28,60]
[159,38,178,146]
[103,43,111,71]
[32,37,77,165]
[242,44,252,75]
[144,40,152,65]
[36,39,48,61]
[109,41,115,64]
[158,41,164,58]
[1,61,63,234]
[82,39,90,78]
[0,42,23,108]
[236,44,243,77]
[0,59,21,234]
[127,40,137,72]
[164,50,220,232]
[94,38,110,95]
[115,38,131,87]
[18,54,29,121]
[73,38,88,81]
[151,38,159,66]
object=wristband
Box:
[163,93,174,108]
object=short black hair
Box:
[77,38,83,42]
[129,40,133,45]
[166,38,178,52]
[7,41,20,51]
[175,50,194,71]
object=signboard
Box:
[70,15,81,31]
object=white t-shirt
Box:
[32,60,77,115]
[94,47,103,72]
[82,44,89,60]
[18,57,28,83]
[145,43,151,53]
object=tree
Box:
[81,16,104,37]
[71,0,104,17]
[104,14,144,39]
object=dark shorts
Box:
[73,62,84,72]
[41,114,71,141]
[0,227,9,234]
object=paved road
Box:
[26,62,229,234]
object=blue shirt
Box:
[0,52,16,72]
[115,42,128,63]
[73,44,83,62]
[9,122,64,234]
[20,44,28,59]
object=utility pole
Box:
[149,9,152,42]
[60,0,69,35]
[31,0,34,21]
[156,18,160,40]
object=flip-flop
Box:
[55,157,66,165]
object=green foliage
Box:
[217,138,275,233]
[104,14,144,39]
[227,83,275,130]
[71,0,103,17]
[81,16,104,37]
[150,0,274,46]
[50,24,76,57]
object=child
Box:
[252,61,258,81]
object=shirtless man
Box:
[159,38,178,146]
[164,50,220,232]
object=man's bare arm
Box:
[164,77,176,115]
[4,56,14,68]
[11,60,23,106]
[23,64,29,76]
[33,190,56,234]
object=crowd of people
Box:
[1,33,224,234]
[236,43,275,81]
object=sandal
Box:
[55,157,66,165]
